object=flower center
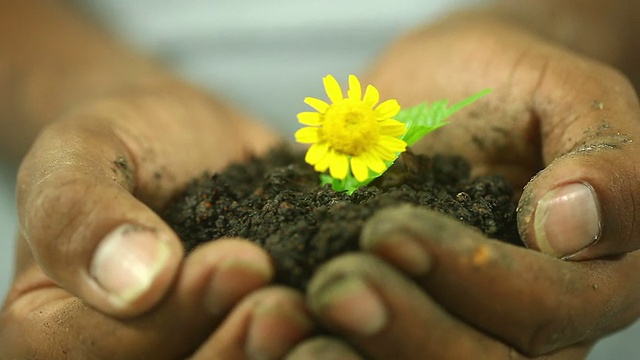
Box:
[321,99,379,156]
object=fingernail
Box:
[310,276,387,336]
[204,258,273,316]
[534,182,601,258]
[246,296,313,360]
[90,224,171,308]
[361,234,431,276]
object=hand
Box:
[290,9,640,359]
[0,85,315,358]
[287,208,609,359]
[288,214,596,359]
[367,11,640,260]
[2,237,313,359]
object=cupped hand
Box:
[0,84,315,358]
[14,84,278,316]
[292,11,640,359]
[368,12,640,260]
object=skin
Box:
[294,2,640,359]
[1,1,312,358]
[1,0,640,359]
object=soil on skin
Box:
[163,146,521,290]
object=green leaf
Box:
[446,88,492,116]
[396,89,492,146]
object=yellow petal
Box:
[305,142,329,165]
[304,97,329,113]
[323,75,343,104]
[329,152,349,180]
[360,151,387,173]
[297,111,323,125]
[378,136,407,152]
[350,155,369,182]
[363,84,380,108]
[347,75,362,100]
[379,119,406,137]
[372,143,397,160]
[314,150,333,172]
[375,99,401,119]
[294,127,320,144]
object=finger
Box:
[286,337,364,360]
[192,287,313,360]
[307,253,545,359]
[307,254,510,359]
[360,206,640,356]
[516,68,640,259]
[16,117,186,317]
[504,45,640,259]
[1,237,275,359]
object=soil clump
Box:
[163,146,520,290]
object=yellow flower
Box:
[295,74,407,182]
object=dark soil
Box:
[163,146,521,290]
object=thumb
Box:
[518,69,640,260]
[17,118,184,317]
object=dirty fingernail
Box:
[90,224,171,308]
[534,182,601,258]
[361,234,431,276]
[246,295,313,360]
[309,276,388,336]
[204,258,273,316]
